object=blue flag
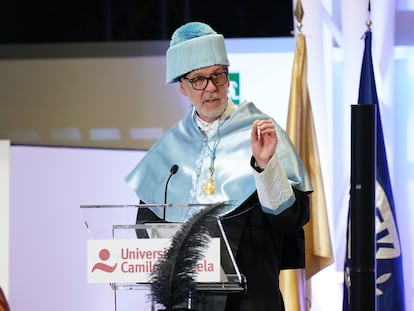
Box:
[343,30,405,311]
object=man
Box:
[126,21,312,311]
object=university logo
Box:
[91,248,117,273]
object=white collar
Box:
[195,99,237,137]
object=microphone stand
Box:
[163,164,178,220]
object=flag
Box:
[342,30,405,311]
[281,31,334,310]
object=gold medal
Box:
[203,167,216,195]
[203,177,216,195]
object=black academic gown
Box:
[138,187,309,311]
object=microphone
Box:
[163,164,179,219]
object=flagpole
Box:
[279,2,306,310]
[281,2,334,311]
[344,2,406,310]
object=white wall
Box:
[9,146,149,310]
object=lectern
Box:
[80,203,246,311]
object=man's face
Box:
[179,65,229,123]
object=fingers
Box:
[251,121,260,141]
[253,120,276,138]
[251,120,278,167]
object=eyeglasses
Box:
[182,71,228,90]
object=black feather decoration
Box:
[149,202,226,311]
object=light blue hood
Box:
[125,101,312,222]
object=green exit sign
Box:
[228,72,240,105]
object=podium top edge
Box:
[79,201,233,209]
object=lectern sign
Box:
[87,238,221,283]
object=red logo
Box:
[91,249,117,273]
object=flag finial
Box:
[294,0,304,32]
[366,19,372,31]
[366,0,372,30]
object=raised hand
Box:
[251,119,277,169]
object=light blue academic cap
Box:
[165,22,230,83]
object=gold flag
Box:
[280,33,334,310]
